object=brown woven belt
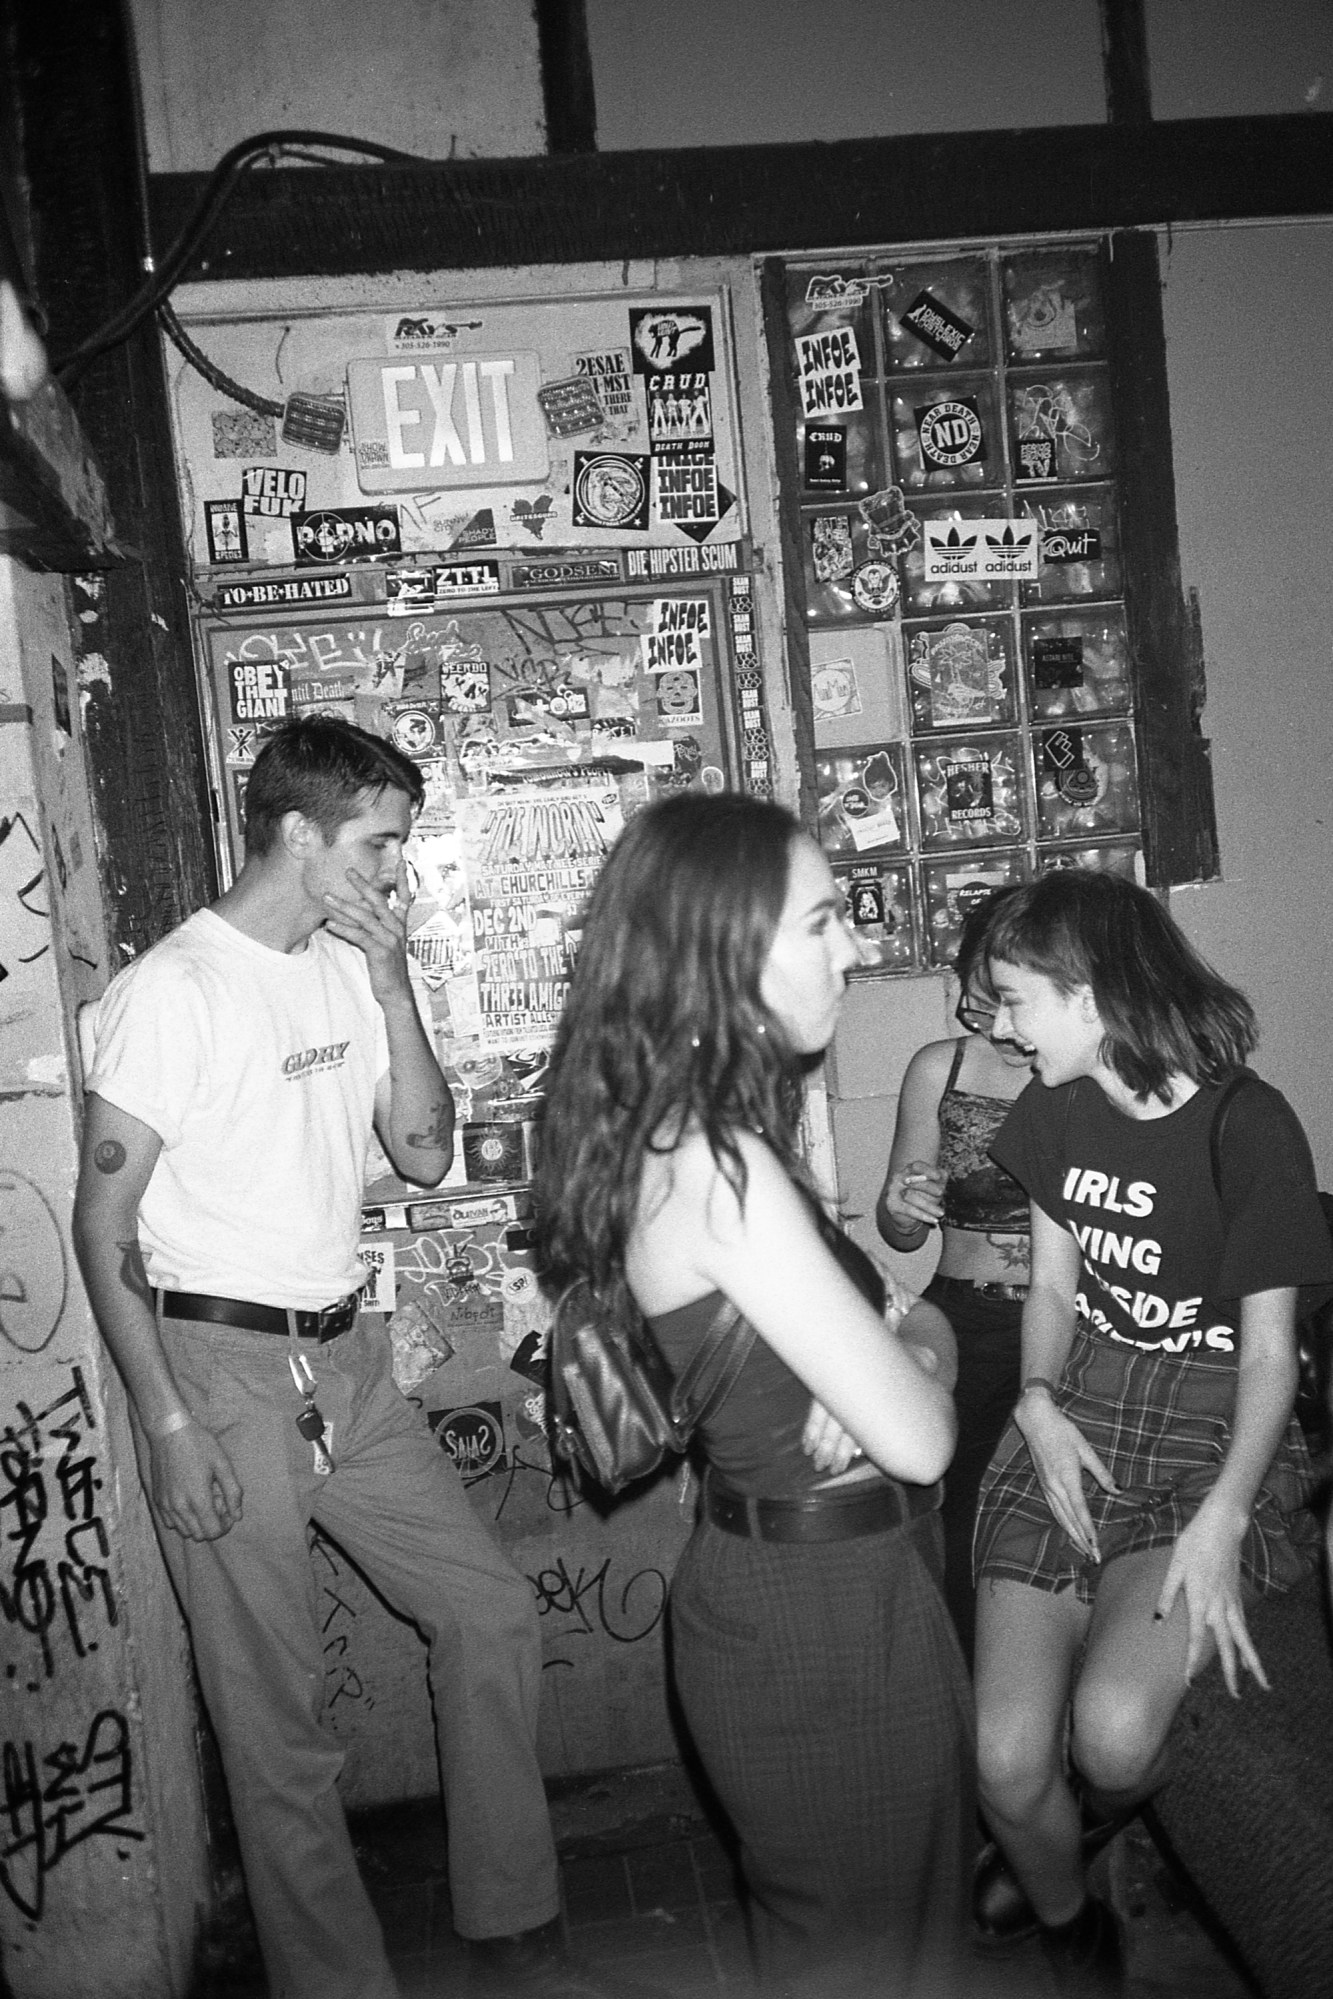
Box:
[704,1475,940,1544]
[157,1289,361,1342]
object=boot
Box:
[1038,1895,1123,1997]
[469,1916,671,1999]
[973,1807,1136,1945]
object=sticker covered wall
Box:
[167,294,745,568]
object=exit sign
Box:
[346,351,550,493]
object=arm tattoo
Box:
[94,1140,127,1175]
[116,1238,154,1309]
[405,1100,453,1150]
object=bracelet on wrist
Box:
[1020,1375,1060,1403]
[150,1409,195,1438]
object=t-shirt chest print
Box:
[1061,1136,1236,1356]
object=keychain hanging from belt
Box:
[289,1339,334,1474]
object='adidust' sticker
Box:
[898,292,974,361]
[916,399,985,471]
[923,519,1039,581]
[794,327,863,419]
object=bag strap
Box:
[1208,1069,1255,1212]
[663,1296,755,1430]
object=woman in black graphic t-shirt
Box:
[971,870,1333,1995]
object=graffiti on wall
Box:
[0,1169,68,1355]
[1,1365,115,1681]
[0,1708,143,1922]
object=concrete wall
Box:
[588,0,1333,148]
[0,557,208,1997]
[128,0,547,171]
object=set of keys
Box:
[289,1352,334,1474]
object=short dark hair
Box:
[953,883,1023,1001]
[243,715,424,855]
[985,868,1257,1099]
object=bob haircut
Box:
[535,791,811,1302]
[243,715,424,856]
[953,883,1023,1002]
[984,868,1257,1101]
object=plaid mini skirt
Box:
[973,1322,1320,1604]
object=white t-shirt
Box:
[88,909,389,1308]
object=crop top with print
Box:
[938,1038,1030,1235]
[647,1214,891,1498]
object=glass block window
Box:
[781,244,1143,973]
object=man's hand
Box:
[322,859,414,1008]
[138,1420,244,1542]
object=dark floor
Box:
[191,1761,1258,1998]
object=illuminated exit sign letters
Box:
[346,351,549,492]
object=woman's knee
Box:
[1070,1676,1169,1796]
[976,1700,1062,1815]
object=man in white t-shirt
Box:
[72,717,626,1999]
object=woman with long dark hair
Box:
[537,792,974,1999]
[973,869,1333,1994]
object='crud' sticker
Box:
[794,328,863,420]
[804,426,847,491]
[898,292,974,361]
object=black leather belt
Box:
[932,1273,1029,1303]
[157,1289,361,1342]
[704,1475,940,1544]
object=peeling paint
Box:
[27,1051,66,1088]
[77,653,112,689]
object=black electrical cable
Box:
[156,297,283,417]
[54,129,429,383]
